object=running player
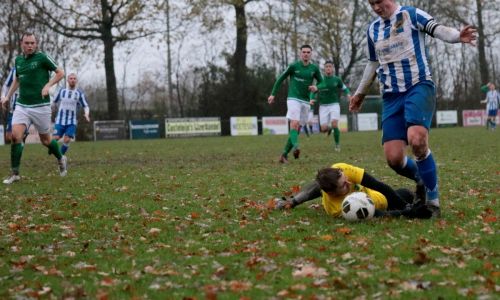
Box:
[1,32,66,184]
[349,0,477,217]
[52,73,90,155]
[268,45,323,163]
[310,61,351,151]
[480,82,499,130]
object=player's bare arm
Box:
[349,94,366,112]
[351,60,378,112]
[267,95,275,104]
[1,78,19,109]
[42,68,64,97]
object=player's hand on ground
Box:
[274,197,293,210]
[267,95,275,104]
[308,85,318,93]
[349,94,365,112]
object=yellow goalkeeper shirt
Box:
[321,163,388,217]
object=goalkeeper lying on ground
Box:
[274,163,433,219]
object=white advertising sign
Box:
[436,110,458,126]
[357,113,378,131]
[165,117,221,137]
[262,117,288,135]
[230,117,258,136]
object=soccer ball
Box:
[341,192,375,221]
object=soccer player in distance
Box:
[349,0,477,217]
[480,82,499,131]
[1,32,66,184]
[310,61,351,152]
[52,73,90,156]
[1,67,29,143]
[268,45,323,163]
[274,163,432,219]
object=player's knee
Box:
[409,139,428,159]
[387,158,404,171]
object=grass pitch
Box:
[0,127,498,299]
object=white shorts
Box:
[319,103,340,126]
[307,111,314,123]
[12,105,52,134]
[286,99,310,125]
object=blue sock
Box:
[61,143,69,155]
[416,150,439,206]
[390,156,421,183]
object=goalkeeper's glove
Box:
[274,196,295,210]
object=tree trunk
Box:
[165,0,173,117]
[232,1,247,80]
[230,1,249,115]
[101,0,119,119]
[476,0,488,84]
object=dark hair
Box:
[324,60,334,65]
[300,44,312,51]
[315,167,343,193]
[21,32,36,41]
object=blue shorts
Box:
[382,81,436,144]
[488,109,498,117]
[54,124,77,138]
[6,112,13,132]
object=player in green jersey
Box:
[268,45,323,163]
[1,32,66,184]
[310,61,351,151]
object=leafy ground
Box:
[0,127,498,299]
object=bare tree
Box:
[27,0,164,119]
[299,0,370,81]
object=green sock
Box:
[48,139,63,160]
[333,128,340,145]
[290,129,299,149]
[11,143,24,174]
[283,137,293,156]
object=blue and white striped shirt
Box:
[1,68,20,113]
[366,5,434,93]
[53,88,89,126]
[485,90,499,111]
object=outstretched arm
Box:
[275,181,322,209]
[427,21,477,46]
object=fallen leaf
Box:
[336,227,352,235]
[292,264,329,278]
[320,235,334,241]
[413,250,431,265]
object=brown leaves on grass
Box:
[335,227,352,235]
[412,250,432,265]
[292,263,329,278]
[480,207,497,223]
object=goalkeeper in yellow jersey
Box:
[274,163,432,219]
